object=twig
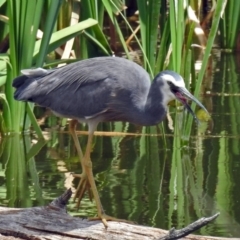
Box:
[48,188,72,212]
[159,212,220,240]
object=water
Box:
[0,53,240,238]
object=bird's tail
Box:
[12,68,49,101]
[12,75,29,88]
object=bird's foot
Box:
[72,172,93,208]
[89,214,135,228]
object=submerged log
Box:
[0,189,238,240]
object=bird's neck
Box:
[129,80,167,126]
[142,80,167,125]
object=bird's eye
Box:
[167,81,178,93]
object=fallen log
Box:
[0,189,238,240]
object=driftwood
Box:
[0,189,238,240]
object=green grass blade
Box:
[148,0,161,68]
[0,93,11,133]
[36,0,64,67]
[26,103,43,138]
[102,0,130,59]
[23,0,44,67]
[27,138,46,160]
[184,0,227,138]
[229,1,240,48]
[169,0,177,71]
[136,0,147,67]
[82,27,112,56]
[155,18,170,73]
[33,19,98,59]
[0,0,6,7]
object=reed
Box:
[219,0,240,49]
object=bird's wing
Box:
[13,57,151,120]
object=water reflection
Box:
[0,53,240,238]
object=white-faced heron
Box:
[12,56,208,228]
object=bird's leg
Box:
[82,130,132,228]
[70,121,133,227]
[69,120,92,206]
[69,120,84,163]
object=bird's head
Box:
[158,70,208,123]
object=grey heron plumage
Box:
[12,56,208,227]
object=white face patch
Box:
[161,72,186,88]
[160,81,176,107]
[158,71,186,107]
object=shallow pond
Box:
[0,53,240,238]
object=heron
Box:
[12,56,208,228]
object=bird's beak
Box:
[175,87,208,123]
